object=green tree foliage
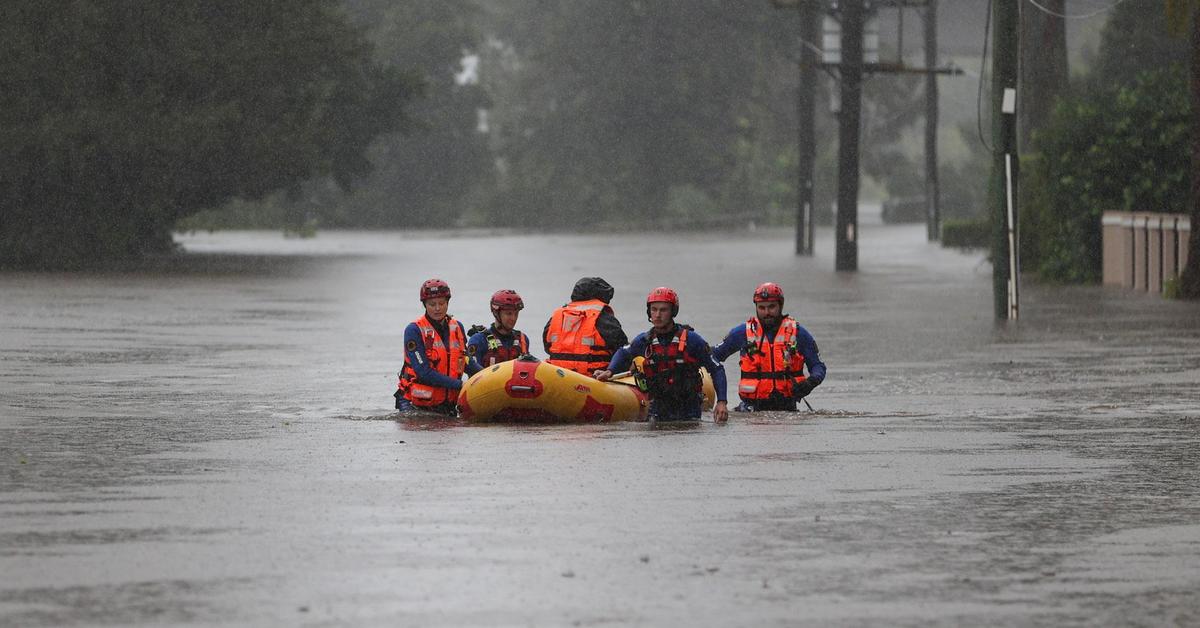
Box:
[1165,0,1200,298]
[480,0,800,228]
[331,0,492,227]
[860,72,926,200]
[1101,0,1191,84]
[1022,0,1192,283]
[0,0,413,268]
[1024,66,1189,282]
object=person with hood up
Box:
[543,277,628,376]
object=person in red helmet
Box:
[595,287,728,422]
[711,282,826,412]
[465,289,532,376]
[543,277,628,376]
[394,278,468,415]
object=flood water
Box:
[2,225,1199,626]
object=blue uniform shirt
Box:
[711,318,826,385]
[608,326,728,419]
[402,318,468,390]
[465,325,532,376]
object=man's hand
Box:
[793,380,815,399]
[593,369,613,381]
[713,400,729,423]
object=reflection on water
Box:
[2,227,1199,626]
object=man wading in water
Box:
[711,282,825,412]
[595,287,729,422]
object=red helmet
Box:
[752,282,784,304]
[645,286,680,319]
[490,289,524,313]
[419,278,451,302]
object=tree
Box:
[0,0,414,268]
[332,0,493,228]
[479,0,799,227]
[1167,0,1200,297]
[1019,0,1068,149]
[1024,67,1189,282]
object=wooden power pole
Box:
[992,0,1019,319]
[836,0,864,272]
[797,2,820,255]
[924,0,940,241]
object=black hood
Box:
[570,277,614,304]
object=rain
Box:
[2,1,1199,626]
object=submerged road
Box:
[2,226,1198,626]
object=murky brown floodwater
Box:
[2,225,1199,627]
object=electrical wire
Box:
[976,0,994,152]
[1024,0,1132,20]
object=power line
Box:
[1024,0,1131,20]
[976,0,994,152]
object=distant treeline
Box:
[2,0,986,267]
[0,1,413,268]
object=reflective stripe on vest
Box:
[545,299,612,375]
[400,314,465,407]
[737,316,806,401]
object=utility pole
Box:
[796,1,819,255]
[836,0,864,272]
[992,0,1019,319]
[770,0,820,256]
[924,0,940,241]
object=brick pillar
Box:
[1133,214,1148,291]
[1102,212,1129,286]
[1148,215,1163,293]
[1163,216,1179,283]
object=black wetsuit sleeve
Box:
[596,310,628,350]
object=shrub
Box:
[1023,65,1189,282]
[942,217,991,250]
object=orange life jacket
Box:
[738,316,806,401]
[545,299,612,375]
[480,327,529,366]
[398,314,465,407]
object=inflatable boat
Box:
[457,356,715,423]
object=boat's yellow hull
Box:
[458,358,649,423]
[458,357,716,423]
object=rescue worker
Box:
[394,278,468,415]
[711,282,826,412]
[595,287,729,422]
[543,277,628,376]
[465,289,532,376]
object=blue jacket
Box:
[402,318,468,390]
[711,318,826,386]
[465,325,532,376]
[608,325,728,419]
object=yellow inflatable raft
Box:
[457,356,715,423]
